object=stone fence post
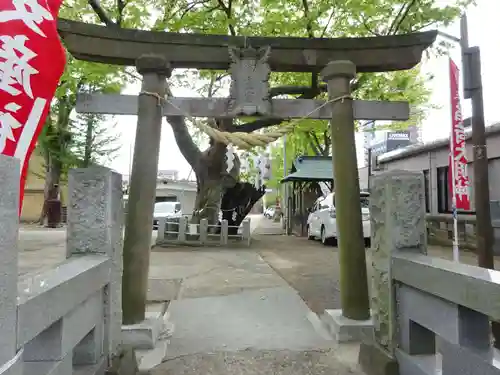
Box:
[67,167,124,362]
[0,155,23,374]
[359,170,427,375]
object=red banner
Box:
[448,58,471,211]
[0,0,66,211]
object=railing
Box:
[360,169,500,375]
[155,216,252,247]
[0,157,123,375]
[393,252,500,375]
[426,213,477,250]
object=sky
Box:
[105,0,499,179]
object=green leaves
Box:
[55,0,471,189]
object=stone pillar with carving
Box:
[122,55,170,324]
[67,167,124,359]
[0,155,23,374]
[359,169,427,375]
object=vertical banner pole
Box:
[449,56,472,262]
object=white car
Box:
[153,201,182,229]
[306,192,371,246]
[264,207,275,219]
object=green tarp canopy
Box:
[281,156,333,183]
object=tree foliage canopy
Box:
[53,0,473,193]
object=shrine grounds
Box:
[17,216,500,374]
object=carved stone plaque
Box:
[228,46,271,117]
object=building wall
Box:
[358,166,369,191]
[20,151,70,223]
[155,183,197,216]
[21,151,45,222]
[378,124,500,214]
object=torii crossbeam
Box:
[76,94,410,121]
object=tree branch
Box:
[116,0,126,26]
[88,0,117,27]
[179,0,214,21]
[387,0,417,35]
[216,0,236,36]
[305,131,323,155]
[323,130,330,155]
[236,88,319,133]
[269,84,326,97]
[238,77,363,133]
[167,116,202,169]
[361,15,382,36]
[320,9,334,37]
[301,0,314,38]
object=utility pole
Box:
[282,135,288,231]
[460,14,499,347]
[460,15,494,269]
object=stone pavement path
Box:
[152,349,359,375]
[150,217,364,375]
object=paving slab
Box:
[149,250,288,299]
[147,278,182,302]
[153,348,365,375]
[165,286,334,359]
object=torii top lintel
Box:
[57,19,437,73]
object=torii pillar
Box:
[321,60,372,340]
[122,55,170,324]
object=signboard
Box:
[386,131,410,141]
[386,131,411,151]
[0,0,66,210]
[370,140,387,156]
[369,131,411,158]
[448,58,471,211]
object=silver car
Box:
[153,201,182,229]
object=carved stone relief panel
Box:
[228,46,271,117]
[369,170,427,355]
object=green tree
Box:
[37,47,125,224]
[69,113,121,168]
[65,0,472,224]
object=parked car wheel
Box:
[321,226,328,246]
[307,225,314,240]
[321,226,337,246]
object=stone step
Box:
[136,339,169,375]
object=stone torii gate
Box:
[58,19,436,338]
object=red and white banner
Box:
[0,0,66,211]
[448,58,471,211]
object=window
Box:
[437,166,450,213]
[423,170,430,213]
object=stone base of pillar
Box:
[321,309,373,342]
[121,303,173,374]
[358,341,399,375]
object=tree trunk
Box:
[190,140,231,225]
[168,115,262,230]
[41,156,62,227]
[83,115,93,167]
[39,148,51,225]
[221,182,265,234]
[192,175,224,225]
